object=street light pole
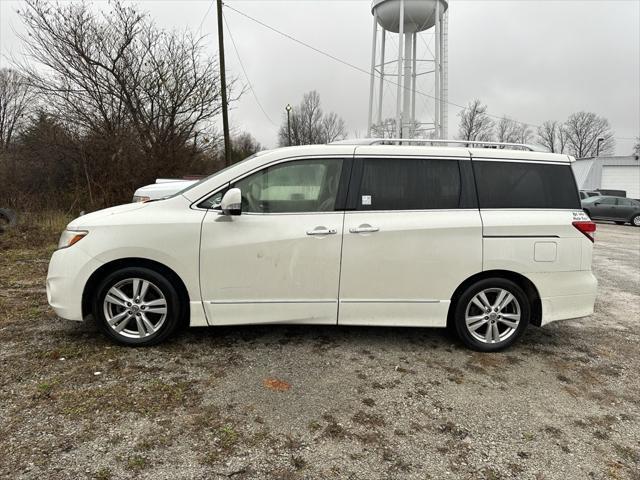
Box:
[216,0,231,167]
[596,137,604,157]
[286,104,292,146]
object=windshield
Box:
[581,196,603,203]
[169,153,261,199]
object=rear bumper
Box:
[527,271,597,326]
[46,246,103,321]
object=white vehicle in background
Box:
[132,178,197,203]
[47,140,597,352]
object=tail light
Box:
[573,221,596,242]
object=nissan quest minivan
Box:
[47,140,597,351]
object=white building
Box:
[572,155,640,199]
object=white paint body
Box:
[47,145,597,331]
[132,179,197,201]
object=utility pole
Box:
[286,104,292,146]
[216,0,231,167]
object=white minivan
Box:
[47,140,597,351]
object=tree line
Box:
[1,0,634,212]
[0,0,261,211]
[457,99,618,158]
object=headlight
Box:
[58,230,88,249]
[132,195,151,203]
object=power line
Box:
[197,0,215,36]
[223,12,278,127]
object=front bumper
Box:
[46,245,104,321]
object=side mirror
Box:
[220,188,242,216]
[594,202,600,206]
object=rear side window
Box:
[619,198,638,206]
[473,161,580,209]
[357,158,462,210]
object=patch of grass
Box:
[0,210,71,250]
[291,455,307,470]
[93,467,112,480]
[35,379,59,398]
[56,379,196,416]
[438,421,469,440]
[352,410,385,428]
[218,424,238,448]
[362,397,375,407]
[614,443,640,464]
[307,420,321,432]
[126,455,147,471]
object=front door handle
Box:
[349,224,380,234]
[307,227,337,236]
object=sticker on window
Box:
[362,195,372,206]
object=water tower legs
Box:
[367,0,449,139]
[367,12,378,137]
[395,0,404,138]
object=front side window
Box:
[233,159,343,213]
[357,158,462,210]
[598,197,617,205]
[474,161,580,209]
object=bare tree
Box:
[370,118,398,139]
[496,116,520,144]
[563,111,615,158]
[8,0,233,207]
[321,112,347,143]
[229,132,262,164]
[18,0,226,163]
[0,69,34,150]
[633,137,639,156]
[457,99,494,142]
[278,91,346,146]
[537,120,563,153]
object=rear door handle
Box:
[349,224,379,234]
[307,227,337,236]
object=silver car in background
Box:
[581,196,640,226]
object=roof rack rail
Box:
[359,138,536,151]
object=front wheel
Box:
[453,278,530,352]
[632,215,640,227]
[93,267,182,346]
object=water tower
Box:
[367,0,449,139]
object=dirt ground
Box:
[1,221,639,480]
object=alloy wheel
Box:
[464,288,521,344]
[102,278,168,339]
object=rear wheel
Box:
[93,267,182,346]
[632,215,640,227]
[454,278,530,352]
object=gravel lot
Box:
[1,222,639,480]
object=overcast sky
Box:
[1,0,639,153]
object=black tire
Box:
[0,208,17,233]
[632,215,640,227]
[615,221,625,225]
[453,278,530,352]
[93,267,182,346]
